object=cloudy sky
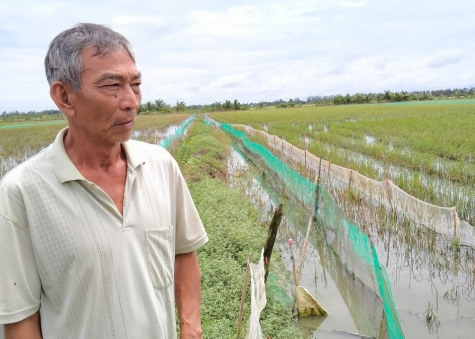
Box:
[1,0,474,112]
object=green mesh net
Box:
[220,122,405,339]
[158,115,194,149]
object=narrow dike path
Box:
[172,120,306,339]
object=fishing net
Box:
[158,115,194,149]
[219,122,406,339]
[233,124,474,247]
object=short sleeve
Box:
[172,165,208,254]
[0,180,41,324]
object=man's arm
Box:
[4,311,42,339]
[175,251,203,339]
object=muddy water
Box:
[228,144,475,339]
[228,146,366,338]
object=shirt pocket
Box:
[145,227,174,290]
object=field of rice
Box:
[210,100,475,225]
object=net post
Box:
[304,144,307,173]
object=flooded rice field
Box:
[227,141,475,339]
[0,124,181,178]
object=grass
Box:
[173,119,306,339]
[210,102,475,224]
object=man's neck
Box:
[63,128,127,172]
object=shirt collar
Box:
[49,127,147,184]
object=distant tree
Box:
[154,99,168,112]
[333,95,343,105]
[223,100,232,110]
[233,99,240,110]
[212,102,223,111]
[145,101,155,111]
[383,90,393,102]
[176,101,186,112]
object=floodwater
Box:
[131,124,180,143]
[0,125,182,178]
[228,146,367,338]
[227,141,475,339]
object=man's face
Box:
[69,46,142,146]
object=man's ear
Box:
[50,81,76,117]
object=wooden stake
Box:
[236,253,252,339]
[289,239,298,288]
[263,204,284,282]
[296,213,314,286]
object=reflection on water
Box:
[131,124,180,144]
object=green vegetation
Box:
[210,101,475,223]
[173,120,305,339]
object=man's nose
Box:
[119,84,141,111]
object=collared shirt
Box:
[0,127,208,338]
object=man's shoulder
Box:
[0,147,51,206]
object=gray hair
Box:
[45,23,135,92]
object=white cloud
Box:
[0,0,474,111]
[427,49,465,69]
[210,73,249,89]
[339,1,367,7]
[112,15,164,26]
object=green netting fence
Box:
[158,115,195,149]
[219,121,405,339]
[221,123,316,209]
[0,120,66,130]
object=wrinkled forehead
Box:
[80,46,140,80]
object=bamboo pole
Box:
[296,213,314,286]
[288,239,298,288]
[263,204,284,282]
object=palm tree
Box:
[223,100,232,110]
[212,102,222,111]
[176,101,186,113]
[142,101,155,114]
[233,99,241,110]
[155,99,166,112]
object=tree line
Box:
[310,87,475,106]
[2,86,474,119]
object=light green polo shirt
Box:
[0,127,208,338]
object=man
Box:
[0,23,208,338]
